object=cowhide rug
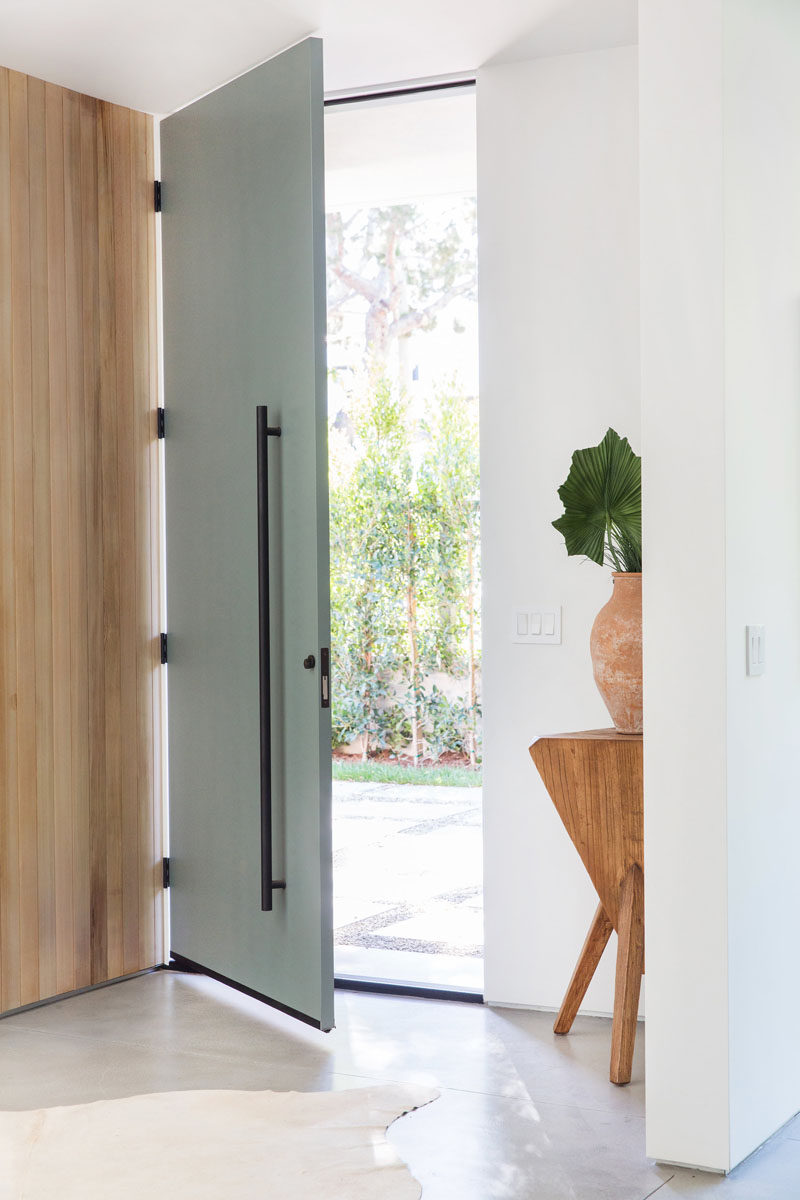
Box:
[0,1084,439,1198]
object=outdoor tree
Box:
[326,201,477,384]
[327,195,481,768]
[419,388,481,766]
[329,379,408,759]
[330,378,437,764]
[329,375,481,766]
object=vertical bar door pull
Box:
[257,406,285,910]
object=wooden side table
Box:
[530,729,644,1086]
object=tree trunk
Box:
[407,582,421,767]
[467,538,477,770]
[361,612,373,761]
[405,505,423,767]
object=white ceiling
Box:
[0,0,636,116]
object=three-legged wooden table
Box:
[530,730,643,1086]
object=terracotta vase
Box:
[590,572,642,734]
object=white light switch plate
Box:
[746,625,765,675]
[512,606,562,645]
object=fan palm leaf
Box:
[552,428,642,572]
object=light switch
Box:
[746,625,765,676]
[512,606,562,645]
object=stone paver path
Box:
[333,779,484,989]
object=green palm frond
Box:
[552,428,642,572]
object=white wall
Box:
[478,46,640,1014]
[641,0,800,1171]
[723,0,800,1167]
[639,0,730,1170]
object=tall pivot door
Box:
[161,39,333,1029]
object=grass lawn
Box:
[332,759,482,788]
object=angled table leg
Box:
[554,902,614,1035]
[531,730,644,1085]
[610,863,644,1085]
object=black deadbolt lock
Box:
[303,654,316,670]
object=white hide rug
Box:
[0,1084,439,1199]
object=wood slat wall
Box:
[0,67,162,1011]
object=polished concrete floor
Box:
[0,970,798,1198]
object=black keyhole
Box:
[303,654,316,670]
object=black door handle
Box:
[256,406,285,911]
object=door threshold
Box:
[335,973,484,1004]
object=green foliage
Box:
[552,428,642,573]
[329,375,481,763]
[329,380,408,755]
[422,687,478,761]
[375,705,413,755]
[419,387,480,665]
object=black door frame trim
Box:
[335,974,484,1005]
[324,72,483,1006]
[325,78,476,108]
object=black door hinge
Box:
[160,633,168,664]
[154,180,162,213]
[162,857,170,889]
[157,407,165,439]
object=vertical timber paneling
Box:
[0,67,162,1011]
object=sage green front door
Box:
[161,38,333,1030]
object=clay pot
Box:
[590,572,642,734]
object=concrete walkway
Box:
[332,779,484,990]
